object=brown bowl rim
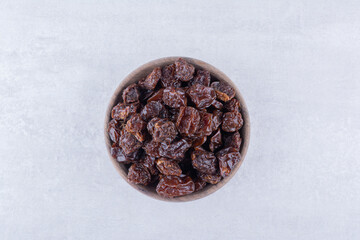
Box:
[104,56,250,202]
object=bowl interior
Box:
[105,57,250,202]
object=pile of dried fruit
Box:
[108,58,243,198]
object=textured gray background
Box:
[1,1,360,239]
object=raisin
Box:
[209,129,222,152]
[152,119,177,143]
[122,83,140,104]
[147,117,162,135]
[212,110,223,131]
[139,89,154,102]
[198,172,222,184]
[143,140,161,158]
[194,178,207,192]
[187,84,216,109]
[128,163,151,185]
[125,113,147,142]
[176,106,200,137]
[222,111,243,132]
[224,98,240,112]
[192,136,207,149]
[108,119,121,143]
[224,132,242,150]
[191,149,217,174]
[168,108,179,122]
[163,87,187,108]
[190,69,210,86]
[174,58,195,82]
[140,101,168,121]
[156,158,182,176]
[111,143,142,163]
[216,147,241,177]
[111,102,140,120]
[119,129,142,155]
[143,155,159,175]
[211,100,223,110]
[195,111,213,137]
[138,67,161,90]
[161,64,182,87]
[211,81,235,102]
[156,175,195,198]
[159,139,192,160]
[147,89,164,103]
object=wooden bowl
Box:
[104,57,250,202]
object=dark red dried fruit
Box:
[198,172,222,184]
[159,139,192,160]
[224,98,240,112]
[152,119,177,143]
[156,175,195,198]
[143,155,159,175]
[176,106,200,137]
[168,108,179,122]
[224,132,242,150]
[209,129,222,152]
[190,70,210,86]
[174,58,195,82]
[139,89,154,102]
[161,64,182,88]
[140,101,168,121]
[194,178,207,192]
[128,163,151,185]
[192,136,207,149]
[111,102,140,120]
[222,111,243,132]
[108,119,121,143]
[147,89,164,103]
[110,143,142,163]
[211,81,235,102]
[212,100,223,109]
[212,110,223,131]
[147,117,162,135]
[138,67,161,90]
[156,158,182,176]
[119,129,142,155]
[195,111,213,137]
[163,87,187,108]
[125,113,146,142]
[216,147,241,177]
[191,149,217,174]
[187,84,216,109]
[122,83,140,104]
[143,140,161,158]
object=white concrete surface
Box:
[1,1,360,239]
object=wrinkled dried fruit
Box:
[195,111,213,137]
[143,155,159,175]
[176,106,200,137]
[212,100,223,109]
[174,58,195,82]
[216,147,241,177]
[168,108,179,122]
[159,139,192,160]
[224,98,240,112]
[194,178,207,191]
[192,136,207,149]
[152,119,177,143]
[139,89,154,102]
[222,111,243,132]
[111,102,140,120]
[119,129,142,155]
[191,149,217,174]
[161,64,182,87]
[163,87,187,108]
[122,83,140,104]
[108,119,121,142]
[190,69,210,86]
[187,84,216,109]
[125,113,146,142]
[198,172,222,184]
[140,101,168,121]
[209,129,222,152]
[147,88,164,103]
[139,67,161,90]
[224,132,242,150]
[143,140,161,158]
[212,110,223,131]
[128,163,151,185]
[211,81,235,102]
[156,175,195,198]
[111,143,142,163]
[147,117,162,135]
[156,158,182,176]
